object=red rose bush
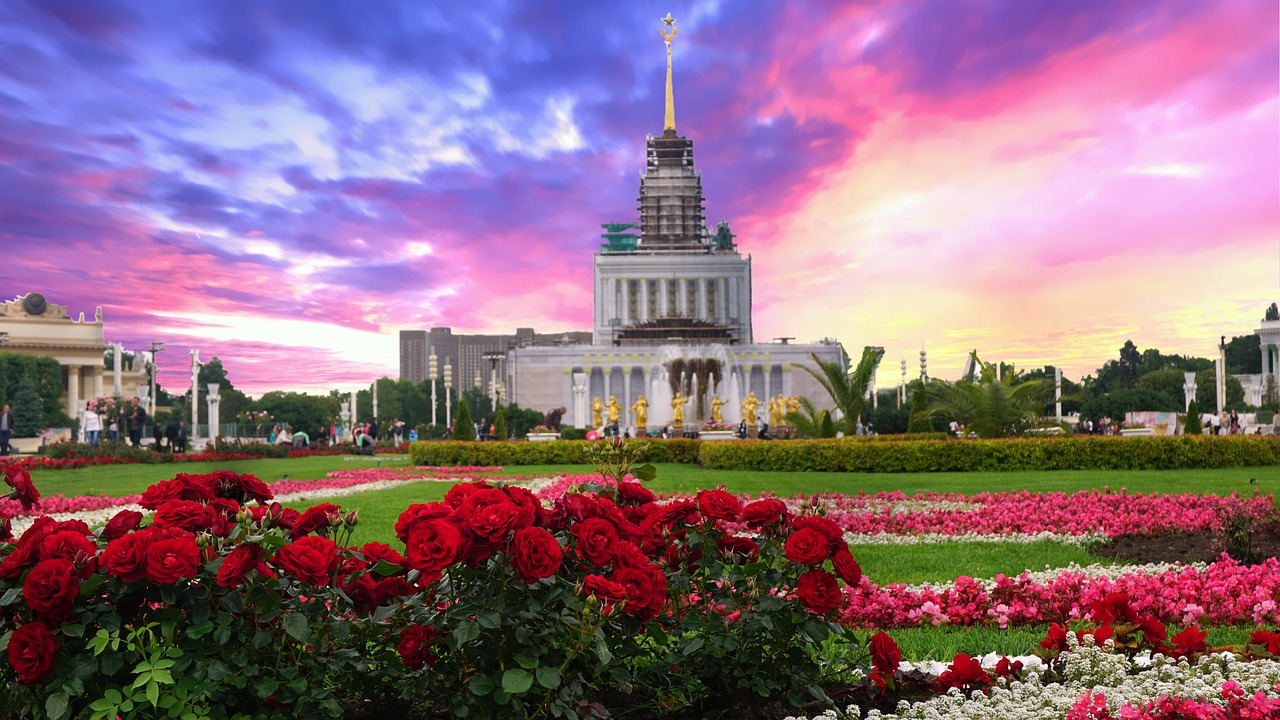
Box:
[0,447,874,719]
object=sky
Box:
[0,0,1276,396]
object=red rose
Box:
[101,510,143,541]
[935,653,992,692]
[360,542,408,569]
[22,559,79,614]
[469,501,523,543]
[571,518,619,567]
[216,543,265,588]
[784,528,831,565]
[397,624,440,668]
[153,500,212,532]
[405,519,463,576]
[791,515,842,544]
[102,532,150,583]
[501,485,543,528]
[292,503,342,537]
[741,498,788,526]
[831,546,862,585]
[617,482,655,505]
[611,542,651,569]
[695,489,742,521]
[796,569,841,614]
[139,474,214,509]
[7,622,57,685]
[609,564,666,621]
[582,574,628,603]
[38,530,96,564]
[395,503,455,544]
[868,631,901,677]
[509,526,562,584]
[716,535,759,563]
[0,514,10,543]
[145,535,201,584]
[1251,629,1280,655]
[210,470,273,504]
[275,536,339,587]
[4,465,40,510]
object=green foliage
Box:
[460,387,493,426]
[252,391,341,436]
[1224,333,1261,374]
[409,438,701,466]
[1082,387,1181,421]
[925,354,1056,438]
[1136,368,1190,404]
[798,346,884,435]
[869,401,911,434]
[1267,302,1279,322]
[492,408,507,440]
[500,404,546,439]
[0,352,65,427]
[818,409,836,438]
[11,376,45,438]
[1195,370,1246,413]
[1184,399,1203,435]
[907,382,932,433]
[782,396,826,439]
[560,427,587,440]
[452,399,475,441]
[698,435,1280,473]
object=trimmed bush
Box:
[818,410,836,438]
[1184,400,1203,435]
[452,399,475,441]
[493,408,508,440]
[409,438,701,466]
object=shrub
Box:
[1184,400,1203,435]
[818,410,836,438]
[493,408,508,441]
[452,400,475,441]
[11,377,44,439]
[560,427,587,440]
[409,439,701,466]
[907,383,932,433]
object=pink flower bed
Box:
[841,556,1280,629]
[534,478,1272,538]
[0,466,514,518]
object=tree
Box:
[925,353,1055,438]
[817,410,836,439]
[1137,368,1190,405]
[1224,334,1261,375]
[453,399,475,441]
[493,408,508,440]
[460,388,493,426]
[11,377,44,438]
[783,396,828,439]
[1184,399,1202,435]
[252,392,340,435]
[1016,366,1083,415]
[197,357,251,424]
[799,346,884,436]
[907,382,932,433]
[1266,302,1278,322]
[1194,370,1245,413]
[1118,340,1141,389]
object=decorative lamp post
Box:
[444,363,453,429]
[188,349,200,439]
[483,351,504,409]
[899,355,907,408]
[1217,335,1227,414]
[428,352,439,427]
[1184,372,1198,413]
[206,383,221,442]
[919,342,928,381]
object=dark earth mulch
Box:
[1091,521,1280,565]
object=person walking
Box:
[0,404,13,456]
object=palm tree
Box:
[924,352,1055,438]
[783,396,835,438]
[799,346,885,436]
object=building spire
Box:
[661,13,678,134]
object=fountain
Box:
[648,344,743,428]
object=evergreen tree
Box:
[11,377,43,438]
[452,399,475,441]
[817,410,836,438]
[493,408,507,441]
[1183,399,1202,435]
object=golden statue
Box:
[631,395,649,428]
[606,395,621,425]
[741,391,761,425]
[710,395,725,424]
[768,395,782,429]
[786,395,800,415]
[592,397,603,428]
[671,392,689,426]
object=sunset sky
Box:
[1,0,1276,396]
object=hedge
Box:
[408,438,702,466]
[409,435,1280,472]
[697,435,1280,473]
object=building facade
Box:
[399,327,591,399]
[507,16,845,430]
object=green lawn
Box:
[28,454,413,498]
[873,624,1266,661]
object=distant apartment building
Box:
[399,327,591,398]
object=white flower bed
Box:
[786,637,1280,719]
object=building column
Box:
[696,278,707,320]
[658,278,669,316]
[622,367,632,426]
[638,280,650,323]
[620,280,630,325]
[716,277,727,323]
[92,367,104,400]
[604,366,613,403]
[66,364,81,417]
[763,365,772,408]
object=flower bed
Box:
[841,557,1280,629]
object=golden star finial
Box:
[662,12,676,26]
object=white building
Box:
[507,16,845,430]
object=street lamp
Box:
[444,363,453,429]
[428,352,439,427]
[899,355,907,408]
[149,341,165,417]
[483,351,504,409]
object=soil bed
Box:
[1091,522,1280,565]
